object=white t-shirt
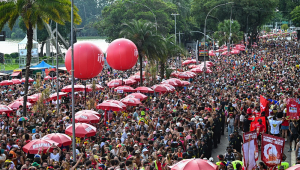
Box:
[50,153,60,161]
[268,119,282,134]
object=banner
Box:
[250,117,266,133]
[260,95,269,116]
[199,50,208,56]
[242,140,256,170]
[261,134,285,167]
[286,98,300,120]
[243,131,259,161]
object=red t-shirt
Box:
[282,119,289,126]
[247,108,252,114]
[255,123,265,135]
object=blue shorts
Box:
[281,126,289,130]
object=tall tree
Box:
[120,19,164,85]
[0,0,81,116]
[213,19,243,46]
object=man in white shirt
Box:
[47,144,61,162]
[268,116,283,136]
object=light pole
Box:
[228,5,233,53]
[70,0,76,162]
[56,22,59,114]
[171,14,179,43]
[204,2,233,72]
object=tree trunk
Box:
[139,54,143,85]
[40,42,45,57]
[160,60,165,80]
[23,22,33,116]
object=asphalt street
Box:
[211,129,293,166]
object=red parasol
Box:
[0,80,13,86]
[44,76,57,81]
[123,79,137,85]
[161,79,178,86]
[286,165,300,170]
[169,78,184,86]
[162,84,176,92]
[21,78,34,83]
[29,93,43,102]
[114,86,136,93]
[177,72,196,79]
[11,79,21,84]
[0,105,13,113]
[96,102,123,111]
[42,133,72,146]
[8,101,32,110]
[120,98,142,106]
[169,159,218,170]
[61,85,85,92]
[151,84,171,93]
[107,79,123,88]
[85,84,104,92]
[190,67,203,74]
[135,86,154,93]
[76,110,100,115]
[65,123,97,138]
[181,81,190,86]
[230,49,240,54]
[125,93,148,101]
[16,96,37,103]
[22,139,60,154]
[129,75,145,81]
[75,112,100,123]
[188,65,200,69]
[103,100,126,109]
[49,92,68,100]
[209,51,215,56]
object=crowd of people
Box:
[0,34,299,170]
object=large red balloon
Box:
[106,38,138,71]
[65,42,104,80]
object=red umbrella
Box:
[21,78,34,83]
[107,79,123,88]
[49,92,68,100]
[162,84,176,92]
[170,71,179,77]
[120,98,142,106]
[86,84,104,92]
[169,78,184,86]
[221,51,230,56]
[76,110,100,115]
[209,51,215,56]
[11,79,21,84]
[134,71,150,77]
[103,100,126,109]
[161,79,178,86]
[96,102,123,111]
[0,80,13,86]
[190,67,203,74]
[75,112,100,123]
[125,93,148,101]
[129,75,145,81]
[181,81,190,86]
[230,50,240,54]
[22,139,60,154]
[114,86,136,93]
[42,133,72,146]
[151,84,170,93]
[0,105,12,113]
[29,93,43,102]
[65,123,97,138]
[8,101,32,110]
[135,86,154,93]
[169,159,218,170]
[177,72,196,79]
[61,85,85,92]
[123,79,137,85]
[286,165,300,170]
[16,96,37,103]
[182,60,192,66]
[188,65,200,69]
[44,76,57,81]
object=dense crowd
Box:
[0,34,299,170]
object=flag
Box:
[261,134,285,168]
[286,98,300,120]
[242,140,256,170]
[243,131,259,161]
[250,117,266,133]
[260,95,269,116]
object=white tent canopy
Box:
[18,36,39,68]
[18,36,38,45]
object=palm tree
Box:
[120,19,163,85]
[0,0,81,116]
[213,19,243,46]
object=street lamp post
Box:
[204,2,233,71]
[70,0,76,162]
[171,14,179,43]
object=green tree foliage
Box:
[95,0,177,42]
[0,0,81,116]
[191,0,278,41]
[213,19,243,46]
[291,6,300,27]
[278,0,300,19]
[281,24,289,30]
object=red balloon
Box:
[65,42,104,80]
[106,38,138,71]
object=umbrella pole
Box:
[85,81,87,107]
[56,22,59,114]
[70,0,76,162]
